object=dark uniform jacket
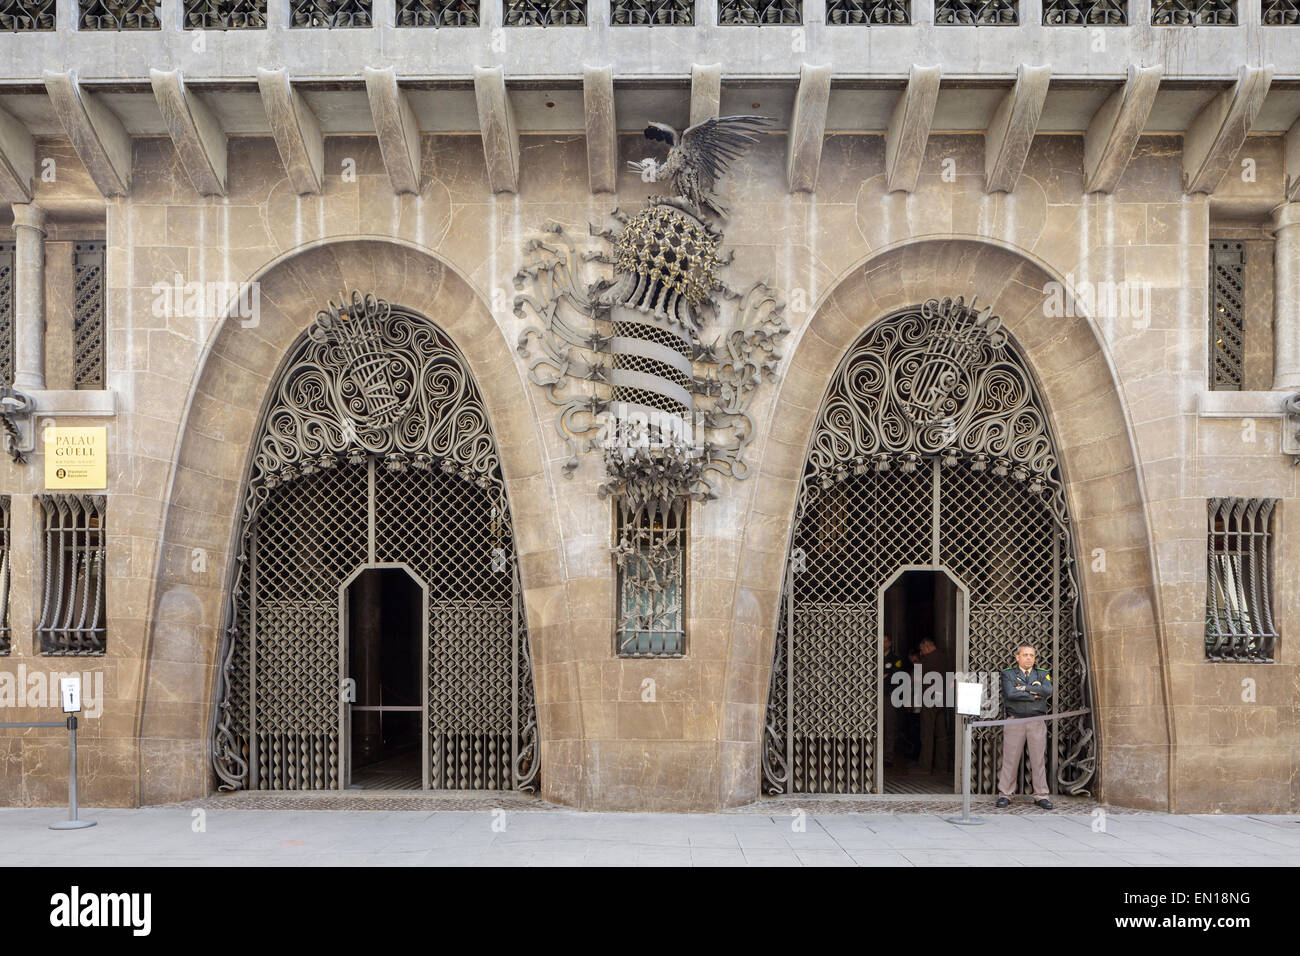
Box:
[1001,666,1053,717]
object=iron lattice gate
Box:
[211,293,540,792]
[762,297,1096,796]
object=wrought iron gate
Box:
[762,297,1096,796]
[211,293,540,792]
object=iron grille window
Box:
[504,0,586,23]
[398,0,479,23]
[0,243,12,387]
[1044,0,1125,22]
[183,0,268,27]
[612,0,693,22]
[614,503,685,657]
[1206,498,1277,662]
[1,0,56,29]
[827,0,908,22]
[1209,240,1244,390]
[78,0,161,27]
[290,0,372,25]
[0,496,10,656]
[73,242,105,389]
[1151,0,1236,22]
[719,0,801,23]
[935,0,1018,22]
[1263,0,1300,22]
[38,495,106,656]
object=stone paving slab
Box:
[3,805,1297,866]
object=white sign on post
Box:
[955,680,983,717]
[60,677,82,714]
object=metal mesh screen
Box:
[37,494,106,656]
[1206,498,1277,663]
[73,242,105,389]
[1210,241,1245,390]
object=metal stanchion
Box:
[49,716,97,830]
[946,717,983,826]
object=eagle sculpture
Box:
[628,115,773,219]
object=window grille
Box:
[1263,0,1300,22]
[614,502,686,657]
[37,495,106,656]
[1043,0,1125,22]
[504,0,586,23]
[612,0,693,23]
[826,0,908,22]
[73,242,105,389]
[0,496,10,656]
[1209,240,1244,390]
[0,0,56,29]
[290,0,372,25]
[397,0,479,23]
[719,0,801,23]
[1206,498,1277,662]
[78,0,160,28]
[0,243,12,387]
[935,0,1018,23]
[1151,0,1236,23]
[183,0,267,27]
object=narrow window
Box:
[0,242,13,387]
[1206,498,1277,663]
[0,496,10,656]
[614,502,686,657]
[38,494,107,656]
[73,241,106,389]
[1209,240,1245,390]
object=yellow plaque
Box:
[45,426,108,490]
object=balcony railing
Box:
[935,0,1018,23]
[827,0,908,22]
[719,0,801,23]
[1044,0,1125,22]
[1151,0,1236,23]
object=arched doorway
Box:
[762,297,1096,797]
[208,292,540,793]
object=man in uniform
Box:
[881,633,904,768]
[995,642,1054,809]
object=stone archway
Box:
[719,238,1173,811]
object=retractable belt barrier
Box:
[0,715,97,830]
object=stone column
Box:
[11,202,46,391]
[1272,202,1300,390]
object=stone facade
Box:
[1,115,1297,812]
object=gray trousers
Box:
[997,717,1049,797]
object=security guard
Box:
[881,634,905,768]
[995,641,1054,809]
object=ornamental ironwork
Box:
[935,0,1018,23]
[398,0,479,24]
[1206,498,1277,662]
[762,298,1096,797]
[1044,0,1125,23]
[1151,0,1236,23]
[290,0,372,25]
[183,0,267,27]
[211,294,540,793]
[73,242,104,389]
[504,0,586,24]
[0,243,12,386]
[614,501,686,656]
[612,0,693,23]
[1209,240,1244,390]
[38,495,107,656]
[0,0,55,29]
[0,496,10,655]
[719,0,801,23]
[1263,0,1300,23]
[827,0,908,22]
[78,0,160,28]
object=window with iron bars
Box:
[73,242,106,389]
[398,0,480,23]
[291,0,372,25]
[38,495,106,656]
[719,0,801,23]
[0,0,56,29]
[504,0,586,23]
[935,0,1018,23]
[1263,0,1300,22]
[1151,0,1236,23]
[614,502,686,657]
[0,243,12,388]
[0,496,10,656]
[1043,0,1126,23]
[826,0,908,22]
[1209,240,1244,390]
[1206,498,1277,663]
[612,0,693,23]
[183,0,268,27]
[78,0,161,28]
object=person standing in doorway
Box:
[881,633,904,769]
[996,642,1054,809]
[912,637,951,775]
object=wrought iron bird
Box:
[628,115,773,219]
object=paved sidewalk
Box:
[4,805,1298,866]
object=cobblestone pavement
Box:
[4,800,1297,866]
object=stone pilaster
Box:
[1271,202,1300,390]
[10,202,46,391]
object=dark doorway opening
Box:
[347,567,423,790]
[881,569,959,794]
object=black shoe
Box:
[1035,798,1054,810]
[995,796,1010,808]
